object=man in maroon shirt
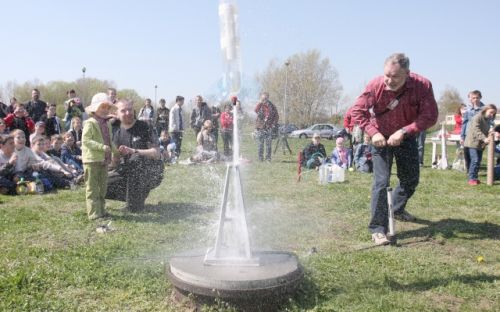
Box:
[351,53,438,245]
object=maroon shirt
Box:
[350,72,438,138]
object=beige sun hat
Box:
[86,92,112,114]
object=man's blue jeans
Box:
[257,130,273,161]
[467,148,483,181]
[370,138,420,234]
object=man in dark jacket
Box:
[25,89,47,123]
[190,95,211,137]
[254,92,279,162]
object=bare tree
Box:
[256,50,342,127]
[437,86,464,122]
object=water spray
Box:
[386,187,397,244]
[167,1,303,309]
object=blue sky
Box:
[1,0,499,108]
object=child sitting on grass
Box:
[0,134,17,194]
[31,135,75,189]
[47,134,63,158]
[331,137,352,169]
[158,129,176,163]
[11,129,39,181]
[61,131,83,173]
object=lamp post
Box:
[154,85,158,109]
[284,61,290,127]
[81,67,86,106]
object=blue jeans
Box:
[257,130,273,161]
[467,148,483,181]
[170,131,183,156]
[417,131,426,165]
[370,138,420,234]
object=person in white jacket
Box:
[169,96,185,156]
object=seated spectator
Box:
[302,133,327,169]
[191,120,219,163]
[47,134,63,158]
[331,137,352,169]
[354,134,374,173]
[68,117,83,148]
[31,135,74,188]
[11,129,40,181]
[220,103,233,157]
[158,129,176,163]
[29,121,46,145]
[61,132,83,173]
[42,103,63,137]
[3,103,35,146]
[0,118,8,135]
[0,134,17,194]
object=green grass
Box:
[1,127,499,311]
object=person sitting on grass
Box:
[331,137,352,169]
[303,133,327,170]
[47,134,63,158]
[31,135,75,189]
[61,132,83,174]
[68,116,83,148]
[29,121,46,145]
[11,129,40,181]
[158,129,176,164]
[3,103,35,146]
[0,134,17,195]
[354,134,374,173]
[191,119,219,163]
[0,118,9,135]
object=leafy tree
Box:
[256,50,342,127]
[1,78,143,117]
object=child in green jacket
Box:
[82,93,117,220]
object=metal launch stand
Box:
[204,164,259,266]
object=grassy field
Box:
[1,128,499,311]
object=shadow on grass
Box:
[385,273,498,291]
[111,202,212,224]
[398,218,500,240]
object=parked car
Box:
[278,124,298,134]
[290,124,340,139]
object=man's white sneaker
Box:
[372,233,390,246]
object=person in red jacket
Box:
[220,103,234,157]
[4,103,35,146]
[254,92,279,162]
[350,53,438,246]
[453,103,466,135]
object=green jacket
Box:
[464,112,491,149]
[82,117,118,163]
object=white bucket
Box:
[319,164,345,184]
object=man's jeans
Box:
[257,130,273,161]
[467,148,483,180]
[417,131,426,165]
[170,131,183,156]
[370,138,420,234]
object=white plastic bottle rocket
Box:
[219,0,242,96]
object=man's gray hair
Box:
[385,53,410,70]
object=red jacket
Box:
[4,113,35,133]
[220,111,233,130]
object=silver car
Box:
[290,124,339,139]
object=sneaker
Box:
[394,211,417,222]
[372,233,390,245]
[467,179,479,186]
